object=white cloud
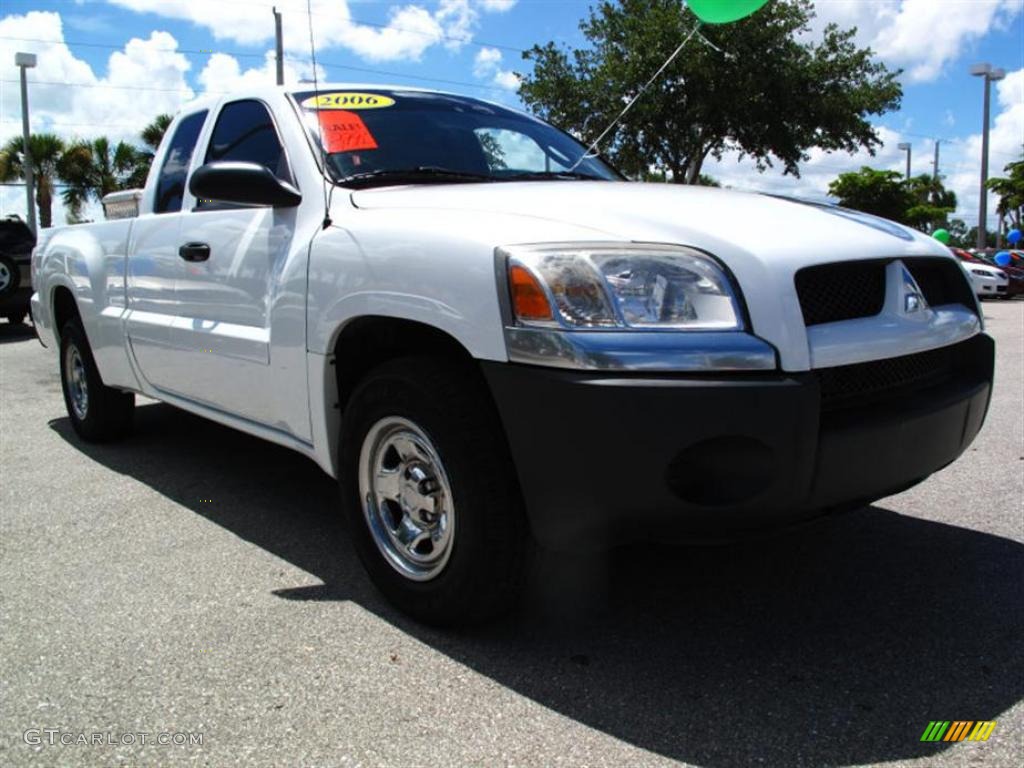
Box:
[197,51,325,93]
[478,0,517,11]
[106,0,516,63]
[492,69,521,90]
[811,0,1022,83]
[472,46,519,91]
[473,46,502,77]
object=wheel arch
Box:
[317,315,508,480]
[51,284,81,344]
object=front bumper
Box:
[483,334,994,549]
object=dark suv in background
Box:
[0,215,35,324]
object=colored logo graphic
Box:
[920,721,996,742]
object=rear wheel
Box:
[59,320,134,442]
[339,356,527,626]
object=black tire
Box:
[6,312,26,325]
[0,255,18,297]
[339,356,527,626]
[59,320,134,442]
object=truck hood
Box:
[350,181,949,266]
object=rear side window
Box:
[153,111,207,214]
[204,99,291,181]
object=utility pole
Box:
[932,139,941,182]
[15,52,37,235]
[971,62,1006,249]
[898,142,912,180]
[273,7,284,86]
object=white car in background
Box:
[964,262,1009,299]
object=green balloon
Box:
[932,228,951,245]
[687,0,771,24]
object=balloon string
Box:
[570,22,703,171]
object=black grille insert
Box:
[903,257,977,311]
[795,261,887,326]
[795,257,977,327]
[815,344,957,412]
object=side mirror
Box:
[189,161,302,208]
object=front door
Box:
[154,99,301,430]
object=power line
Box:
[0,35,265,61]
[0,78,206,94]
[0,120,152,130]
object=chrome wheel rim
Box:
[358,417,455,582]
[65,344,89,420]
[0,263,10,292]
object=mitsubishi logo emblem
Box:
[900,264,928,314]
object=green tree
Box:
[828,167,958,231]
[519,0,901,183]
[986,157,1024,232]
[58,137,145,221]
[966,226,997,249]
[0,133,66,229]
[134,113,174,186]
[903,174,957,233]
[828,167,912,222]
[947,218,968,247]
[141,113,173,156]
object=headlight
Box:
[500,243,744,331]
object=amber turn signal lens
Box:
[509,264,554,322]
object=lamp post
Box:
[15,52,37,235]
[971,62,1006,250]
[897,142,912,180]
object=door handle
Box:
[178,242,211,262]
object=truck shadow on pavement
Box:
[0,322,38,345]
[51,402,1023,768]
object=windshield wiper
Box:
[503,170,607,182]
[338,166,494,189]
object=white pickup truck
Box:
[32,85,994,624]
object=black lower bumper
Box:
[482,334,994,550]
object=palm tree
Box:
[986,158,1024,232]
[58,137,145,221]
[123,114,174,190]
[0,133,66,228]
[141,114,173,156]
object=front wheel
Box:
[59,320,134,442]
[339,357,527,626]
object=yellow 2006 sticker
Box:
[301,92,396,110]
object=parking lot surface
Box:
[1,300,1021,768]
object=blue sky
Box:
[1,1,1022,226]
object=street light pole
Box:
[15,52,37,235]
[971,62,1006,250]
[273,7,284,86]
[898,142,912,180]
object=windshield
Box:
[291,89,621,188]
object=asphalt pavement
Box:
[1,300,1021,768]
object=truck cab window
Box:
[204,100,292,181]
[153,110,207,214]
